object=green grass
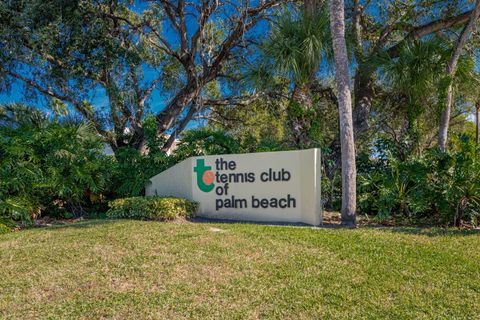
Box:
[0,220,479,319]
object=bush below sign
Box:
[107,197,198,221]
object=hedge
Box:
[106,196,198,221]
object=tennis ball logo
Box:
[194,159,215,192]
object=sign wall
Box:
[146,149,322,225]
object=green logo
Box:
[194,159,215,192]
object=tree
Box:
[330,0,356,226]
[438,0,480,151]
[260,1,331,148]
[324,0,480,174]
[373,39,479,158]
[476,101,480,145]
[0,0,283,153]
[205,94,287,146]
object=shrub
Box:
[106,197,198,221]
[108,147,171,197]
[108,115,180,198]
[174,127,291,160]
[0,104,111,221]
[358,135,480,226]
[0,223,12,235]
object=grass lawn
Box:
[0,220,479,319]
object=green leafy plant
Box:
[0,223,11,235]
[358,135,480,226]
[0,104,111,221]
[106,197,198,221]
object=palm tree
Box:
[329,0,356,226]
[375,40,479,153]
[262,3,331,147]
[375,41,443,153]
[0,103,47,128]
[438,0,480,151]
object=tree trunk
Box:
[291,82,313,109]
[352,67,374,137]
[304,0,317,17]
[288,82,314,148]
[438,85,454,151]
[475,101,479,146]
[162,104,197,153]
[324,64,374,183]
[329,0,357,226]
[156,85,200,134]
[438,0,480,151]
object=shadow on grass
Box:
[35,219,119,231]
[31,217,480,237]
[366,225,480,237]
[189,217,344,229]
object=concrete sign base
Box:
[146,149,322,225]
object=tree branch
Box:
[3,67,107,135]
[162,103,198,152]
[386,10,474,57]
[202,92,263,107]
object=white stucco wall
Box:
[145,149,322,225]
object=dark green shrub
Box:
[358,135,480,226]
[0,104,111,222]
[107,114,178,197]
[174,127,291,158]
[426,137,480,226]
[108,147,171,197]
[106,197,198,221]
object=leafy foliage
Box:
[370,40,480,157]
[253,5,336,149]
[208,98,287,146]
[358,136,480,226]
[0,0,281,152]
[0,104,110,222]
[106,197,198,221]
[175,127,290,158]
[107,114,173,197]
[0,223,11,235]
[108,146,171,197]
[261,7,331,84]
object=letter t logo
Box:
[194,159,215,192]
